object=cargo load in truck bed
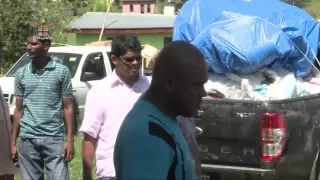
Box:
[173,0,320,77]
[172,0,320,179]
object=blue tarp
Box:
[173,0,320,77]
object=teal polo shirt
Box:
[14,59,73,138]
[114,99,197,180]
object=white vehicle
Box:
[0,46,114,130]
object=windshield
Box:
[6,52,82,78]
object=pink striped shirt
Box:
[79,71,150,178]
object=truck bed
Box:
[196,93,320,179]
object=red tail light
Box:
[207,91,225,99]
[207,93,221,99]
[260,113,287,161]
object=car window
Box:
[6,52,82,78]
[82,52,106,80]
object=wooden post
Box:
[98,0,112,41]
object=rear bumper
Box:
[201,164,275,175]
[201,164,309,180]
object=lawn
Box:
[14,136,91,180]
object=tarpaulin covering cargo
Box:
[173,0,320,77]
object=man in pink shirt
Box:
[79,35,150,180]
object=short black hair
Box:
[111,35,141,57]
[28,34,52,46]
[39,38,52,46]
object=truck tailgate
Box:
[196,98,262,167]
[197,94,320,177]
[260,94,320,176]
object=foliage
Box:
[68,0,121,16]
[175,0,188,12]
[67,0,90,17]
[0,0,72,70]
[89,0,121,13]
[282,0,312,8]
[281,0,318,17]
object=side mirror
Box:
[81,72,98,82]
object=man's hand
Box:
[63,141,74,163]
[10,143,17,160]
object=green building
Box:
[67,12,175,50]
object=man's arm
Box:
[63,97,74,142]
[79,86,104,180]
[114,131,173,180]
[62,97,74,162]
[11,71,24,159]
[61,68,74,162]
[11,99,23,159]
[82,133,96,180]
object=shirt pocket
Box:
[44,80,61,106]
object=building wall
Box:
[66,33,77,45]
[75,33,172,50]
[123,3,155,14]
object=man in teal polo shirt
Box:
[10,35,74,180]
[114,41,208,179]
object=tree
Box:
[89,0,121,12]
[69,0,122,16]
[66,0,90,16]
[282,0,317,18]
[282,0,312,8]
[0,0,72,69]
[175,0,188,12]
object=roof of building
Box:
[69,12,176,30]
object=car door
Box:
[72,52,107,124]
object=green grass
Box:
[14,136,94,180]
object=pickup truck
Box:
[197,88,320,179]
[0,46,115,132]
[3,45,320,180]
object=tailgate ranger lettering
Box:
[199,145,255,156]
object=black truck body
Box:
[196,94,320,180]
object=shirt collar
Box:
[28,58,56,73]
[110,70,121,88]
[110,70,145,89]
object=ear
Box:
[43,42,50,52]
[111,55,117,65]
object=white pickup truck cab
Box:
[0,46,114,129]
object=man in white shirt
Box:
[80,35,150,180]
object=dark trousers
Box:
[0,175,14,180]
[18,137,69,180]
